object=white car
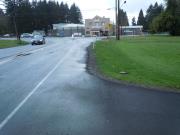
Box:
[73,33,82,37]
[21,33,33,38]
[3,34,10,37]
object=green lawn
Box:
[94,36,180,90]
[0,40,28,49]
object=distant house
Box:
[85,16,113,36]
[120,26,143,35]
[52,23,85,37]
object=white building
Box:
[52,23,85,37]
[120,26,143,35]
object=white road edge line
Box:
[0,45,75,131]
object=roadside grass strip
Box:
[94,36,180,90]
[0,40,28,49]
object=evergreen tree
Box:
[137,9,146,26]
[4,0,83,36]
[165,0,180,35]
[59,2,66,23]
[119,9,129,26]
[0,8,4,15]
[64,3,69,23]
[47,1,60,28]
[145,2,164,30]
[16,0,34,33]
[132,17,136,26]
[4,0,15,34]
[0,8,8,34]
[69,3,82,24]
[148,0,180,35]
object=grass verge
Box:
[0,40,28,49]
[94,36,180,90]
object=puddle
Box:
[16,53,32,57]
[77,59,85,64]
[49,51,54,54]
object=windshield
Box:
[33,35,43,39]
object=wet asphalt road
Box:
[0,37,180,135]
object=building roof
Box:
[53,23,85,30]
[121,25,143,29]
[85,15,110,21]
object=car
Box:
[73,33,82,37]
[31,35,45,45]
[21,33,33,38]
[3,34,10,38]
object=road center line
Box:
[0,44,75,131]
[0,57,15,66]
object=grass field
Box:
[94,36,180,90]
[0,40,28,49]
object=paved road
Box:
[0,37,54,59]
[0,37,180,135]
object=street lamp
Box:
[121,1,126,7]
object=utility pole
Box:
[115,0,120,40]
[13,15,18,40]
[116,0,126,40]
[115,0,118,40]
[117,0,120,40]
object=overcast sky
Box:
[65,0,165,24]
[0,0,165,24]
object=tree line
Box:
[136,0,180,35]
[0,0,83,36]
[119,9,129,26]
[0,8,8,34]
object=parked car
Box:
[73,33,82,37]
[31,35,45,45]
[3,34,10,38]
[21,33,33,38]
